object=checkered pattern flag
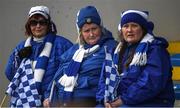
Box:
[6,59,41,107]
[104,46,122,103]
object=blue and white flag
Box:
[6,59,41,107]
[104,46,122,103]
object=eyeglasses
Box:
[29,20,48,26]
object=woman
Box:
[96,10,175,107]
[5,6,72,107]
[43,5,117,107]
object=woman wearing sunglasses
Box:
[4,6,73,107]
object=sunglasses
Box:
[29,20,48,26]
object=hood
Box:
[152,36,169,48]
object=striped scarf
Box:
[58,45,100,101]
[6,34,55,107]
[104,33,154,102]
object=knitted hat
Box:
[76,6,101,29]
[28,6,50,19]
[120,10,149,31]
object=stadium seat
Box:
[168,41,180,100]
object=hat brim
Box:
[29,12,48,19]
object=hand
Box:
[105,102,112,108]
[110,98,123,107]
[43,98,50,107]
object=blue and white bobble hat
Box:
[118,10,149,31]
[76,6,102,30]
[28,6,50,19]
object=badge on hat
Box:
[86,18,92,23]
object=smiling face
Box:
[81,23,102,45]
[121,22,144,44]
[29,15,48,38]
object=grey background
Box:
[0,0,180,106]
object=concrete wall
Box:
[0,0,180,106]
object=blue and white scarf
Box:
[104,33,154,102]
[6,34,55,107]
[58,44,100,100]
